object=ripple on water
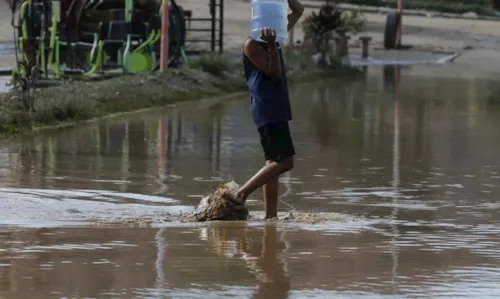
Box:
[0,187,193,227]
[0,187,178,203]
[135,284,415,299]
[134,286,257,299]
[0,185,383,229]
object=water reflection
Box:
[0,65,500,219]
[200,224,291,299]
[1,225,500,298]
[251,225,290,299]
[1,65,500,296]
[389,65,401,294]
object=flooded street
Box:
[2,64,500,297]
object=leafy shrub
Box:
[338,9,366,34]
[302,0,343,40]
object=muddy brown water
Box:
[1,65,500,298]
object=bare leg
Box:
[236,156,293,204]
[263,161,280,219]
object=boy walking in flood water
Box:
[236,0,304,219]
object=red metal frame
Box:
[160,0,169,71]
[397,0,403,46]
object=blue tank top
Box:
[243,40,292,128]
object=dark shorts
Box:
[258,122,295,162]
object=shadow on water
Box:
[1,64,500,296]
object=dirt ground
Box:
[1,0,500,71]
[0,56,14,68]
[0,2,11,43]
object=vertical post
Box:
[210,0,216,52]
[218,0,224,53]
[125,0,133,22]
[397,0,403,46]
[160,0,169,71]
[359,36,372,58]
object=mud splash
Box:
[185,181,248,222]
[0,186,370,229]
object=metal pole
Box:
[125,0,133,22]
[397,0,403,46]
[218,0,224,53]
[210,0,216,52]
[160,0,169,71]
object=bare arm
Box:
[287,0,304,31]
[244,37,282,80]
